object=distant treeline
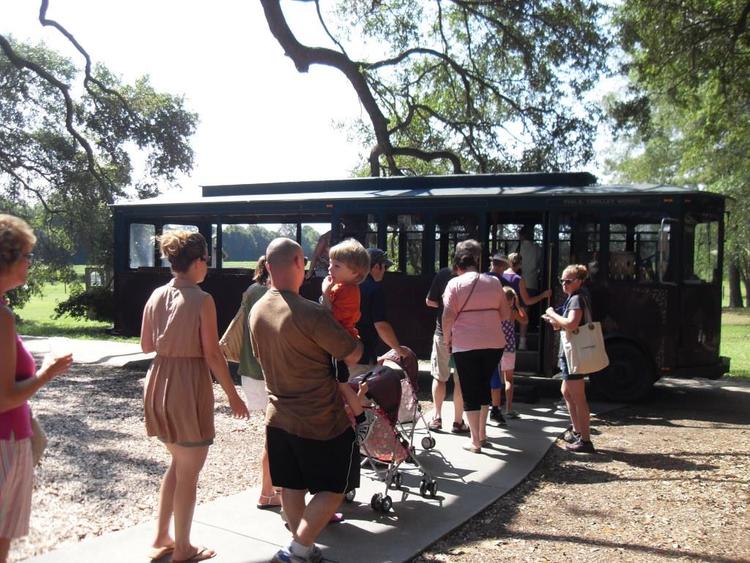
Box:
[221,224,321,262]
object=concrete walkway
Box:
[21,336,152,368]
[21,337,611,563]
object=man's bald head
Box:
[265,237,305,292]
[266,237,302,265]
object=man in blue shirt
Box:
[354,248,408,375]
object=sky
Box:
[2,0,366,196]
[2,0,618,201]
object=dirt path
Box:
[415,378,750,563]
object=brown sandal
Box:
[451,421,470,434]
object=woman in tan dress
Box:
[141,231,248,562]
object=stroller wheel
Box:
[371,493,391,512]
[421,436,436,450]
[345,489,356,503]
[419,479,428,497]
[427,480,439,497]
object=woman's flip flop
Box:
[172,546,217,562]
[256,492,282,510]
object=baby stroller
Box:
[347,348,439,513]
[379,348,437,452]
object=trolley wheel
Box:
[380,495,393,512]
[421,436,436,450]
[590,341,656,402]
[392,472,402,489]
[371,493,383,511]
[419,479,428,497]
[427,480,438,497]
[345,489,356,503]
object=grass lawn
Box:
[15,281,136,341]
[721,308,750,378]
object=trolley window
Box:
[683,215,719,284]
[129,223,156,268]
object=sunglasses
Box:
[559,278,576,285]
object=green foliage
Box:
[318,0,613,173]
[53,285,114,322]
[606,0,750,298]
[0,36,197,276]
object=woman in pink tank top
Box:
[0,214,72,562]
[442,240,511,453]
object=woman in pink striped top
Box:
[0,214,72,562]
[442,240,511,453]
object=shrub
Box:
[54,287,115,322]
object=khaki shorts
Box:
[431,332,453,382]
[500,351,516,372]
[241,376,269,411]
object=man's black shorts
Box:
[266,425,360,494]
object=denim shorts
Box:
[559,355,585,381]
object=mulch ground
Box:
[415,378,750,563]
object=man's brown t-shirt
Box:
[249,289,358,441]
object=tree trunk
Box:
[743,274,750,308]
[728,261,744,308]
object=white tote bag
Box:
[559,297,609,375]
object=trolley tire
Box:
[590,341,656,402]
[380,495,393,512]
[345,489,356,503]
[419,480,429,497]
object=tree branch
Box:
[38,0,133,115]
[0,33,111,196]
[260,0,394,175]
[391,146,464,173]
[0,162,57,214]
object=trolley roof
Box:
[112,172,720,209]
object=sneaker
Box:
[489,407,507,426]
[355,409,376,443]
[565,439,595,453]
[271,545,322,563]
[271,548,308,563]
[562,429,580,444]
[504,409,520,419]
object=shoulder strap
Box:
[580,293,593,324]
[455,273,480,320]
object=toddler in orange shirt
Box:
[321,238,374,443]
